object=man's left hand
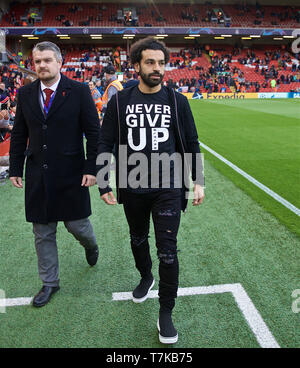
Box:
[81,174,96,187]
[192,184,205,206]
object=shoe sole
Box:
[157,319,178,344]
[132,279,155,303]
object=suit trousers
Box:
[32,218,97,287]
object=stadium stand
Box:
[1,41,299,107]
[1,2,299,28]
[30,44,298,93]
[0,0,299,133]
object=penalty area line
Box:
[199,141,300,217]
[112,283,280,349]
[1,284,280,348]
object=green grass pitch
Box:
[191,98,300,236]
[0,98,299,348]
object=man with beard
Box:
[97,37,204,344]
[9,42,100,307]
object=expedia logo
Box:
[207,93,245,99]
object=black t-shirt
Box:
[122,86,180,192]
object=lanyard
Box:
[41,87,56,115]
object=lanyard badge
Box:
[41,88,56,115]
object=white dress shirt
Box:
[40,74,61,111]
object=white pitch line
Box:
[112,283,237,301]
[199,141,300,217]
[112,283,280,349]
[1,284,279,348]
[231,284,280,349]
[0,297,32,307]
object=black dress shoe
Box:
[32,286,60,308]
[85,245,99,266]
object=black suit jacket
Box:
[9,73,100,224]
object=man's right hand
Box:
[10,177,23,188]
[101,191,117,205]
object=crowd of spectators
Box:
[0,65,23,142]
[62,45,132,82]
[70,44,298,96]
[3,42,300,101]
[0,65,24,177]
[236,48,300,90]
[57,42,300,95]
[170,45,300,94]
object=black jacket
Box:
[97,85,204,212]
[9,74,100,223]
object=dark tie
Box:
[43,88,53,109]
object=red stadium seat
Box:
[1,3,299,28]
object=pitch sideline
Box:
[199,141,300,217]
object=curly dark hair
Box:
[129,36,170,65]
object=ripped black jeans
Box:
[122,189,181,313]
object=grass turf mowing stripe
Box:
[199,141,300,217]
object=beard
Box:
[139,69,164,88]
[37,69,57,82]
